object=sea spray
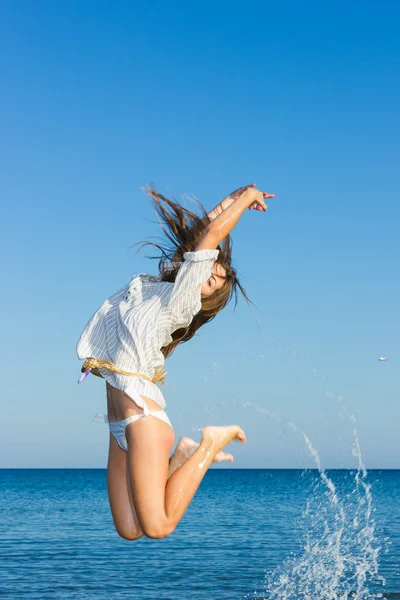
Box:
[198,336,387,597]
[242,401,384,599]
[324,394,385,597]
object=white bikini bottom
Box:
[94,389,173,452]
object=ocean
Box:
[1,469,399,599]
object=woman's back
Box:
[77,249,219,406]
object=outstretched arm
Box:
[170,184,272,260]
[206,184,255,221]
[196,186,274,251]
[201,183,264,227]
[193,183,273,240]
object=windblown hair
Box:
[136,188,252,359]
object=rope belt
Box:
[78,357,166,386]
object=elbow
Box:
[204,221,221,242]
[197,225,220,251]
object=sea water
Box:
[1,468,399,599]
[2,333,398,598]
[242,401,391,599]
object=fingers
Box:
[232,184,275,212]
[251,190,275,211]
[249,204,265,211]
[231,183,273,202]
[252,190,267,211]
[244,185,273,197]
[248,190,268,212]
[248,188,274,201]
[258,199,268,211]
[229,183,256,201]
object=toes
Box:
[180,437,197,449]
[180,436,193,446]
[237,429,246,443]
[215,451,234,463]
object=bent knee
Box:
[142,520,176,539]
[116,528,143,541]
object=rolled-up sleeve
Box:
[168,248,219,324]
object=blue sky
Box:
[1,0,399,468]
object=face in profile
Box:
[201,262,227,298]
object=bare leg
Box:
[126,418,245,539]
[106,382,146,540]
[107,433,232,538]
[168,437,233,477]
[105,383,245,540]
[107,433,143,540]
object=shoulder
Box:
[183,249,219,263]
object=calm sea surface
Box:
[1,469,399,599]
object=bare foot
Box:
[178,437,234,463]
[201,425,246,453]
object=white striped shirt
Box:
[76,248,219,409]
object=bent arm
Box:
[190,184,255,239]
[170,186,252,260]
[204,184,254,223]
[196,189,264,251]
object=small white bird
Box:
[378,357,388,362]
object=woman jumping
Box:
[77,183,274,540]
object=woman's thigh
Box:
[107,433,143,540]
[126,416,175,537]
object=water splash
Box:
[198,334,388,597]
[242,401,384,600]
[324,395,385,597]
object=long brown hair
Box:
[135,187,252,358]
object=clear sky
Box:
[1,0,399,468]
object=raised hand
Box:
[198,184,276,251]
[222,183,275,213]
